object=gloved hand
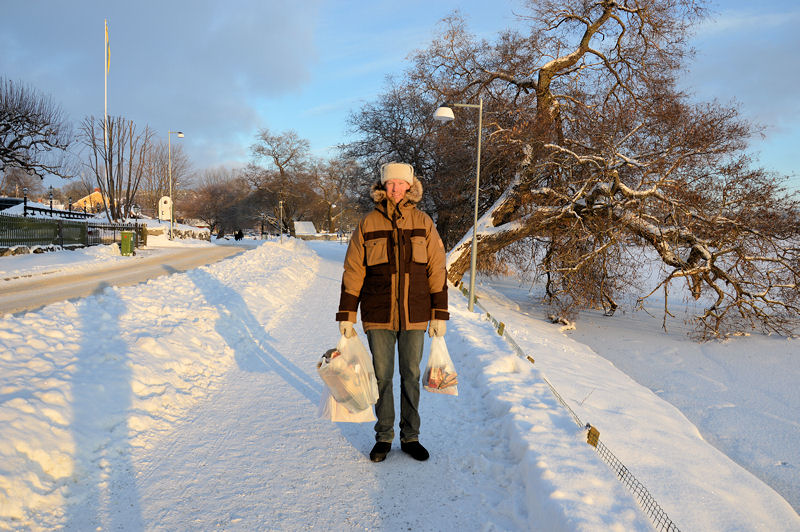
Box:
[339,320,356,338]
[428,319,446,337]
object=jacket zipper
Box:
[393,207,405,330]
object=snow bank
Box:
[474,278,800,530]
[0,240,318,528]
[444,306,650,531]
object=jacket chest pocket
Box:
[365,238,389,266]
[410,236,427,264]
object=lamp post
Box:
[434,98,483,312]
[331,202,345,243]
[278,199,284,244]
[339,201,345,244]
[167,130,184,239]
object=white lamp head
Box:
[433,106,455,122]
[177,132,184,138]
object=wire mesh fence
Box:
[594,439,680,531]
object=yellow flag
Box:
[105,20,110,73]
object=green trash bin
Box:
[120,231,135,256]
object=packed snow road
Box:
[0,244,246,315]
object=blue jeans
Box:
[366,329,425,443]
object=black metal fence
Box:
[0,212,144,249]
[22,205,96,220]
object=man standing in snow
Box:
[337,162,449,462]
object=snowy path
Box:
[123,243,566,530]
[81,241,645,531]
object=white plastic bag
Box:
[317,388,376,423]
[316,334,379,414]
[423,336,458,396]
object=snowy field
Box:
[0,237,798,531]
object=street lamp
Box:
[167,130,184,239]
[434,98,483,312]
[332,202,345,243]
[339,201,345,244]
[278,199,284,244]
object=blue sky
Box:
[1,0,798,191]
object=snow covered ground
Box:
[0,237,798,531]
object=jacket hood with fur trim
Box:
[370,178,423,206]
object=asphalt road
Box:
[0,245,247,316]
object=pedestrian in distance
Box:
[336,162,449,462]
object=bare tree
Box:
[182,167,251,235]
[355,1,800,337]
[305,157,363,233]
[249,128,322,228]
[250,128,309,186]
[136,140,191,218]
[55,178,95,207]
[0,166,45,197]
[80,115,154,221]
[0,77,73,180]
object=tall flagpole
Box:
[104,19,109,162]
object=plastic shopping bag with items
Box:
[423,336,458,396]
[317,388,376,422]
[316,333,379,421]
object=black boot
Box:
[400,441,429,461]
[369,441,392,462]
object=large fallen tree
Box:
[399,0,799,337]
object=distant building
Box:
[293,221,317,236]
[291,220,340,241]
[73,188,107,212]
[183,218,210,231]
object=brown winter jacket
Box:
[336,179,449,332]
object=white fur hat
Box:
[380,162,415,186]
